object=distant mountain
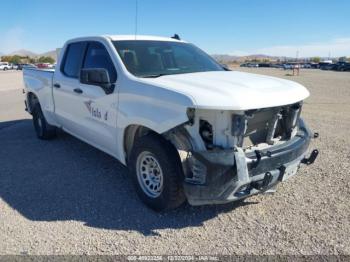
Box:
[211,54,240,63]
[1,49,58,61]
[41,50,57,60]
[9,49,38,57]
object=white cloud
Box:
[0,27,24,54]
[231,38,350,57]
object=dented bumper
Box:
[184,119,318,206]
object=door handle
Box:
[73,88,83,94]
[53,83,60,88]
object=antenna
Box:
[134,0,138,39]
[171,34,181,40]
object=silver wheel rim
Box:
[136,151,164,198]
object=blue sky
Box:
[1,0,350,57]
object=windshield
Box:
[113,40,224,77]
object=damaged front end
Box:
[165,103,319,206]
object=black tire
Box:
[32,104,57,140]
[128,133,186,211]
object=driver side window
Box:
[83,42,117,83]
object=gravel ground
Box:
[0,69,349,255]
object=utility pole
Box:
[134,0,138,39]
[296,50,299,62]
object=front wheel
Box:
[129,134,185,211]
[32,104,57,139]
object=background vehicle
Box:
[339,63,350,71]
[333,62,350,71]
[36,63,52,69]
[319,61,333,70]
[0,62,11,70]
[258,63,270,67]
[17,64,37,70]
[320,63,337,70]
[302,63,312,69]
[270,64,283,68]
[10,64,18,70]
[23,35,318,211]
[283,64,293,70]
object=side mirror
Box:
[221,64,231,71]
[80,68,115,94]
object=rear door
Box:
[53,41,87,134]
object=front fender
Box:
[115,80,194,164]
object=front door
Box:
[53,41,119,156]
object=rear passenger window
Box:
[61,42,86,78]
[83,42,117,83]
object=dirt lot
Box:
[0,69,349,255]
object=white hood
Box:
[141,71,310,110]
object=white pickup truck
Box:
[23,35,318,210]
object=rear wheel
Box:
[32,104,57,139]
[129,133,185,211]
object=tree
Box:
[9,55,21,64]
[0,56,11,62]
[338,56,347,62]
[310,57,321,63]
[28,57,36,64]
[38,56,55,64]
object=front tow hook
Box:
[301,149,319,165]
[251,172,273,191]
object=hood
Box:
[140,71,310,110]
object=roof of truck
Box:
[104,35,186,42]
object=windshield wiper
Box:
[140,73,168,78]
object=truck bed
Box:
[23,68,55,115]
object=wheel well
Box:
[123,124,194,175]
[27,92,39,113]
[123,124,188,164]
[124,125,156,162]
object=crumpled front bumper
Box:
[183,119,319,206]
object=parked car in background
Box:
[0,62,12,70]
[302,63,312,69]
[9,64,18,70]
[36,63,52,69]
[310,63,319,69]
[17,64,37,70]
[338,63,350,71]
[247,63,259,68]
[258,63,270,68]
[240,63,259,68]
[270,64,283,68]
[320,63,337,70]
[283,64,293,70]
[319,61,333,70]
[47,63,55,69]
[333,62,350,71]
